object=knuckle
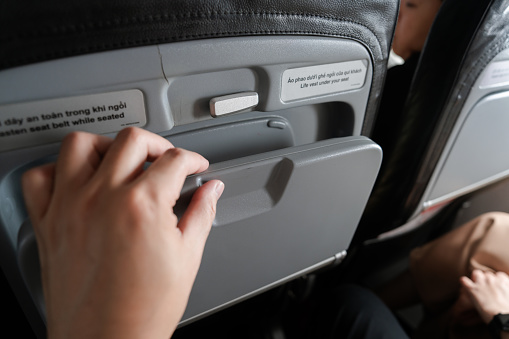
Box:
[166,147,187,160]
[164,148,190,169]
[22,164,53,192]
[122,186,147,211]
[62,131,90,148]
[21,167,39,188]
[117,127,144,144]
[60,131,98,157]
[120,185,159,226]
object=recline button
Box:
[210,92,259,117]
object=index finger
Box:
[135,147,209,205]
[54,132,113,192]
[93,127,174,186]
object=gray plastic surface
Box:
[9,136,381,325]
[418,48,509,212]
[0,35,376,335]
[162,37,371,134]
[428,92,509,200]
[0,36,372,149]
[180,136,381,323]
[167,117,295,163]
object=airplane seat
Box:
[0,0,398,337]
[343,0,509,283]
[413,0,509,219]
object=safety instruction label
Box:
[280,60,368,102]
[0,89,146,152]
[480,60,509,89]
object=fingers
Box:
[472,269,487,283]
[496,271,509,282]
[136,147,210,204]
[179,180,224,249]
[54,132,113,191]
[460,275,475,290]
[461,269,509,323]
[461,270,506,292]
[93,128,174,186]
[462,270,489,289]
[22,163,56,226]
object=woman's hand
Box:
[460,270,509,324]
[22,127,224,339]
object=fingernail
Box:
[215,181,225,199]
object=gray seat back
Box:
[0,0,398,335]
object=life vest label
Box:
[281,60,368,102]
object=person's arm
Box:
[22,127,224,339]
[460,270,509,339]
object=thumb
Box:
[460,276,475,291]
[179,180,224,249]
